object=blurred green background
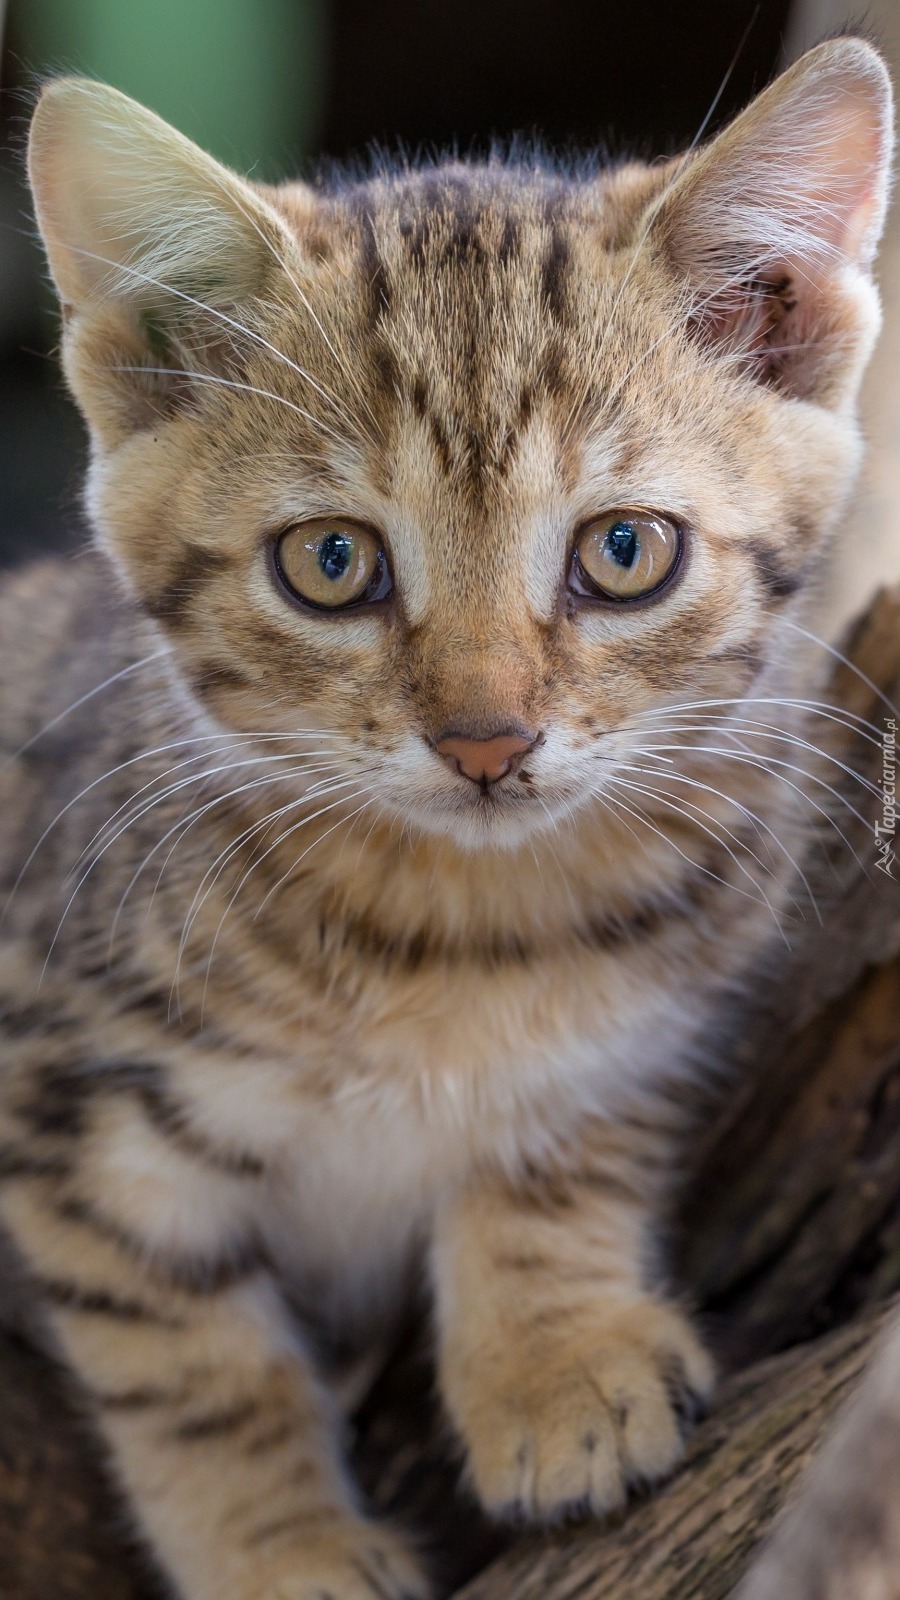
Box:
[0,0,789,568]
[21,0,324,174]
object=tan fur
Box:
[0,40,892,1600]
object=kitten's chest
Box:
[260,945,706,1285]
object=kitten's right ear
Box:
[650,37,894,404]
[28,79,303,443]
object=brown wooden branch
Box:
[2,588,900,1600]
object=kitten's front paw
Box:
[446,1297,713,1523]
[249,1518,429,1600]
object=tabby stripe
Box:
[243,1418,295,1456]
[144,544,232,626]
[28,1058,266,1179]
[353,1556,415,1600]
[540,222,570,320]
[136,1080,266,1179]
[301,853,724,974]
[358,205,392,322]
[568,1170,649,1206]
[491,1251,552,1274]
[190,661,253,697]
[35,1275,181,1326]
[746,538,804,600]
[173,1398,259,1442]
[54,1197,266,1294]
[0,1144,70,1181]
[244,1504,343,1547]
[94,1383,179,1411]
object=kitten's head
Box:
[27,41,893,852]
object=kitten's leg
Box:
[433,1122,713,1522]
[0,1114,426,1600]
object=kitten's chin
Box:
[388,790,579,855]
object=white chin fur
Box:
[386,789,578,853]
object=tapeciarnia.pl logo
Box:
[876,717,897,878]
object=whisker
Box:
[80,750,341,871]
[1,650,166,776]
[109,364,348,442]
[611,770,800,925]
[630,695,885,744]
[7,728,341,906]
[785,620,900,723]
[629,720,882,800]
[210,178,380,438]
[602,779,788,939]
[60,241,354,448]
[108,760,347,953]
[198,789,372,1013]
[628,745,870,878]
[169,770,355,970]
[42,758,345,983]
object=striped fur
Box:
[0,40,892,1600]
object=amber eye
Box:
[569,511,682,602]
[274,519,391,610]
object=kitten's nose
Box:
[435,730,536,785]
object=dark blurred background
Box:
[0,0,791,571]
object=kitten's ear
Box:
[28,79,302,442]
[652,38,894,402]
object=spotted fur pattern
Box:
[0,40,892,1600]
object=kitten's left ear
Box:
[28,78,311,445]
[652,37,894,402]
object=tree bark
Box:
[2,587,900,1600]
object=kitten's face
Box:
[30,51,891,851]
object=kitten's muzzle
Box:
[434,730,538,786]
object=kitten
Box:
[0,36,891,1600]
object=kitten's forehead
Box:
[277,159,667,453]
[271,161,684,623]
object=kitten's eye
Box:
[275,519,391,610]
[569,511,682,602]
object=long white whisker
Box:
[627,744,870,882]
[7,728,342,906]
[169,770,356,969]
[198,790,372,1013]
[80,750,341,870]
[250,791,374,922]
[109,364,346,438]
[630,695,885,743]
[632,741,875,843]
[785,620,900,723]
[611,770,799,924]
[60,241,352,447]
[43,759,344,982]
[1,650,166,776]
[602,779,787,938]
[210,178,380,437]
[108,760,347,952]
[629,720,882,801]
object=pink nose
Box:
[435,731,535,785]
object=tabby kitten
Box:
[0,37,891,1600]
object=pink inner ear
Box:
[799,98,889,268]
[659,44,893,296]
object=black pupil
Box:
[319,531,353,582]
[606,523,638,568]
